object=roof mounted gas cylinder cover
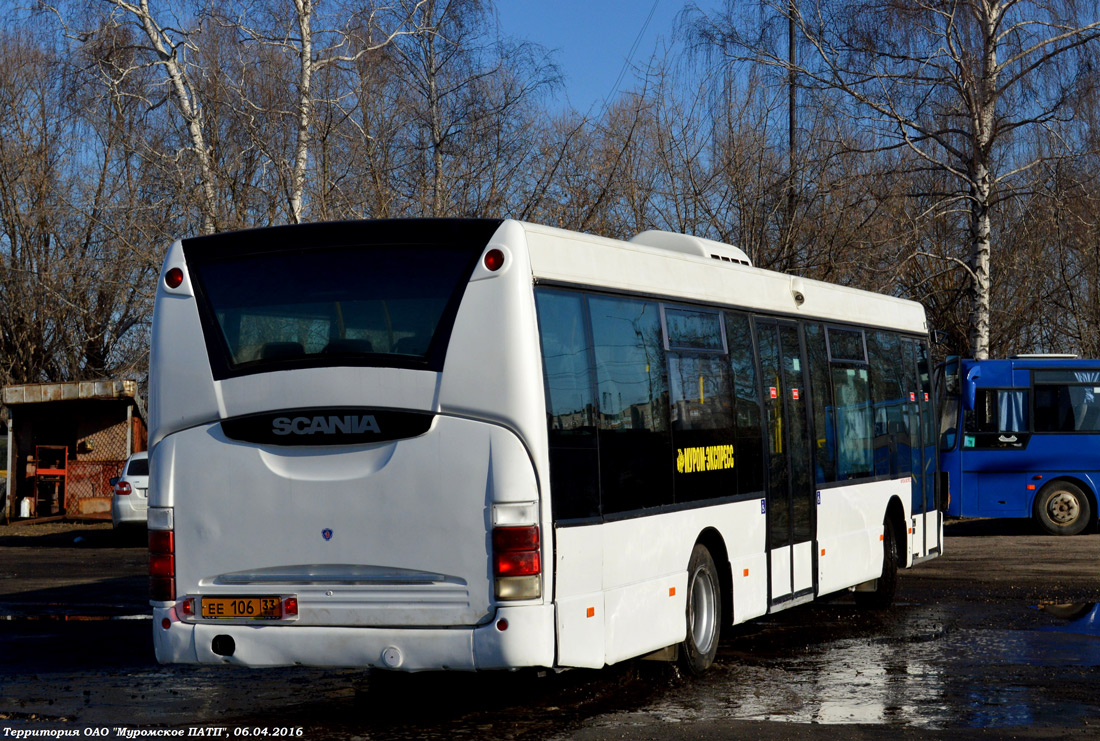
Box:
[629,230,752,267]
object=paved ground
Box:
[1,518,1098,739]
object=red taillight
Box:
[495,550,541,576]
[149,553,174,577]
[165,267,184,289]
[493,525,539,552]
[149,530,175,601]
[115,481,132,496]
[492,526,540,576]
[283,597,299,617]
[484,249,505,271]
[149,530,174,552]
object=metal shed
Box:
[2,380,147,522]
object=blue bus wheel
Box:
[1034,481,1092,536]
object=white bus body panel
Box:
[555,499,769,669]
[816,479,910,594]
[522,223,927,336]
[149,240,220,449]
[154,413,536,629]
[153,603,555,671]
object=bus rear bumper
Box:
[151,604,556,671]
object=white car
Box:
[110,451,149,528]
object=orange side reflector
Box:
[880,534,884,541]
[908,527,913,534]
[743,568,750,577]
[820,548,826,556]
[1027,484,1036,490]
[586,607,595,618]
[669,587,676,597]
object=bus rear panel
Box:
[149,219,555,671]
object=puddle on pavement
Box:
[7,602,1100,734]
[572,602,1100,733]
[1038,602,1100,635]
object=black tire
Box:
[680,544,721,674]
[855,517,898,610]
[1034,481,1092,536]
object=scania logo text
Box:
[272,415,381,436]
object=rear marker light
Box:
[165,267,184,288]
[484,249,505,271]
[496,618,508,631]
[180,598,195,616]
[149,529,176,602]
[161,618,171,630]
[492,525,541,601]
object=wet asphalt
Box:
[0,519,1098,739]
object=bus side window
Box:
[725,312,765,496]
[966,389,1028,434]
[804,324,835,484]
[867,330,906,477]
[1034,380,1100,432]
[535,289,600,521]
[667,308,735,504]
[831,366,873,480]
[590,296,672,514]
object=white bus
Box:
[148,219,942,673]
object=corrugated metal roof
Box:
[2,379,139,405]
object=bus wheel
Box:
[1034,481,1092,536]
[855,518,898,610]
[680,544,721,674]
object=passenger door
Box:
[756,319,816,608]
[903,338,942,558]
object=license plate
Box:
[202,596,283,620]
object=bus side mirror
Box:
[940,356,960,395]
[964,364,981,411]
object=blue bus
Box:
[937,356,1100,535]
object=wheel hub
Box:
[1048,492,1080,525]
[689,567,718,654]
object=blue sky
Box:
[495,1,718,113]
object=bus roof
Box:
[956,356,1100,387]
[517,221,928,335]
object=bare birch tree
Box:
[691,0,1100,359]
[203,0,429,224]
[382,0,558,217]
